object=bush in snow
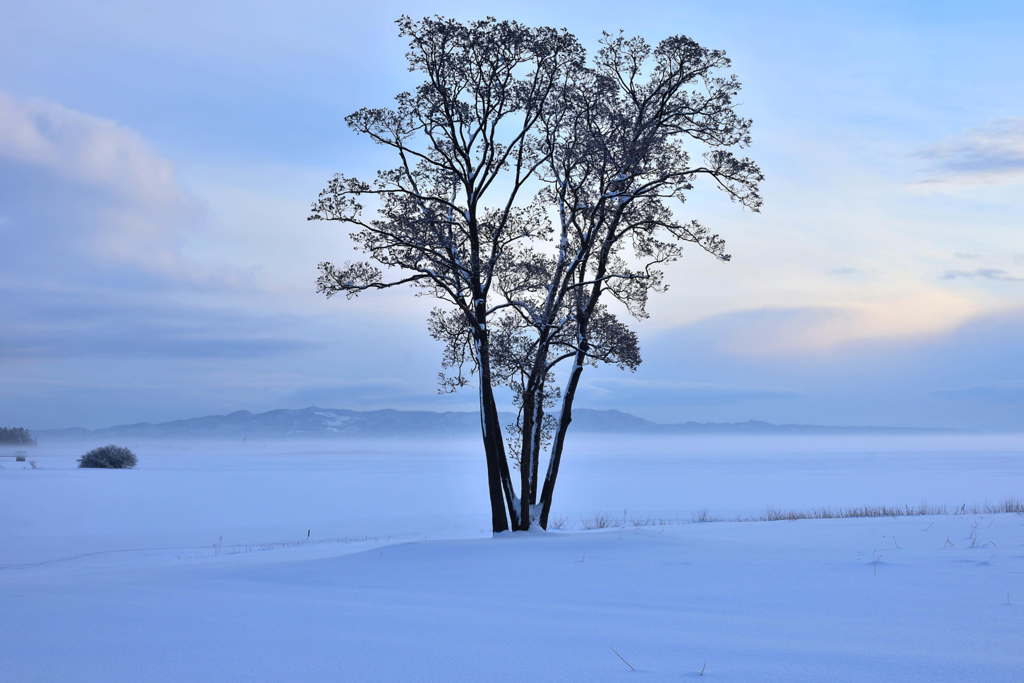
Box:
[78,445,137,469]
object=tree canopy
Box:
[310,16,762,531]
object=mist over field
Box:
[5,432,1022,566]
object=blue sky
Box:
[1,1,1022,430]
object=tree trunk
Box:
[539,346,586,529]
[538,207,625,528]
[476,331,519,533]
[483,380,520,531]
[517,342,554,530]
[516,385,540,528]
[479,388,510,533]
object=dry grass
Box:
[569,497,1023,531]
[548,516,568,530]
[987,497,1024,514]
[581,514,622,530]
[691,508,717,523]
[760,503,946,521]
[629,517,679,527]
[760,498,1024,522]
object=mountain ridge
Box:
[35,407,960,439]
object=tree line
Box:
[0,427,35,445]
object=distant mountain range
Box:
[36,407,957,440]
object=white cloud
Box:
[942,268,1024,283]
[0,90,184,206]
[0,89,215,289]
[789,289,980,352]
[0,89,422,333]
[664,287,982,357]
[913,118,1024,187]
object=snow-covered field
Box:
[2,434,1022,681]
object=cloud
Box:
[827,266,865,277]
[0,91,351,429]
[0,90,185,205]
[933,385,1024,405]
[0,284,321,360]
[667,286,979,356]
[941,268,1024,283]
[623,306,1024,428]
[914,118,1024,186]
[580,376,799,407]
[0,89,214,286]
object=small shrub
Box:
[78,445,137,469]
[986,497,1024,514]
[692,508,716,523]
[581,514,622,530]
[630,516,676,527]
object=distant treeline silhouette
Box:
[0,427,35,445]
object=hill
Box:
[36,407,952,439]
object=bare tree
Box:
[309,17,761,532]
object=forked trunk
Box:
[516,387,542,530]
[539,350,586,529]
[476,332,519,532]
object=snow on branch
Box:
[315,261,428,299]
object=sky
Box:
[1,0,1022,430]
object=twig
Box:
[610,648,635,672]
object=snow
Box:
[1,433,1022,681]
[312,411,354,432]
